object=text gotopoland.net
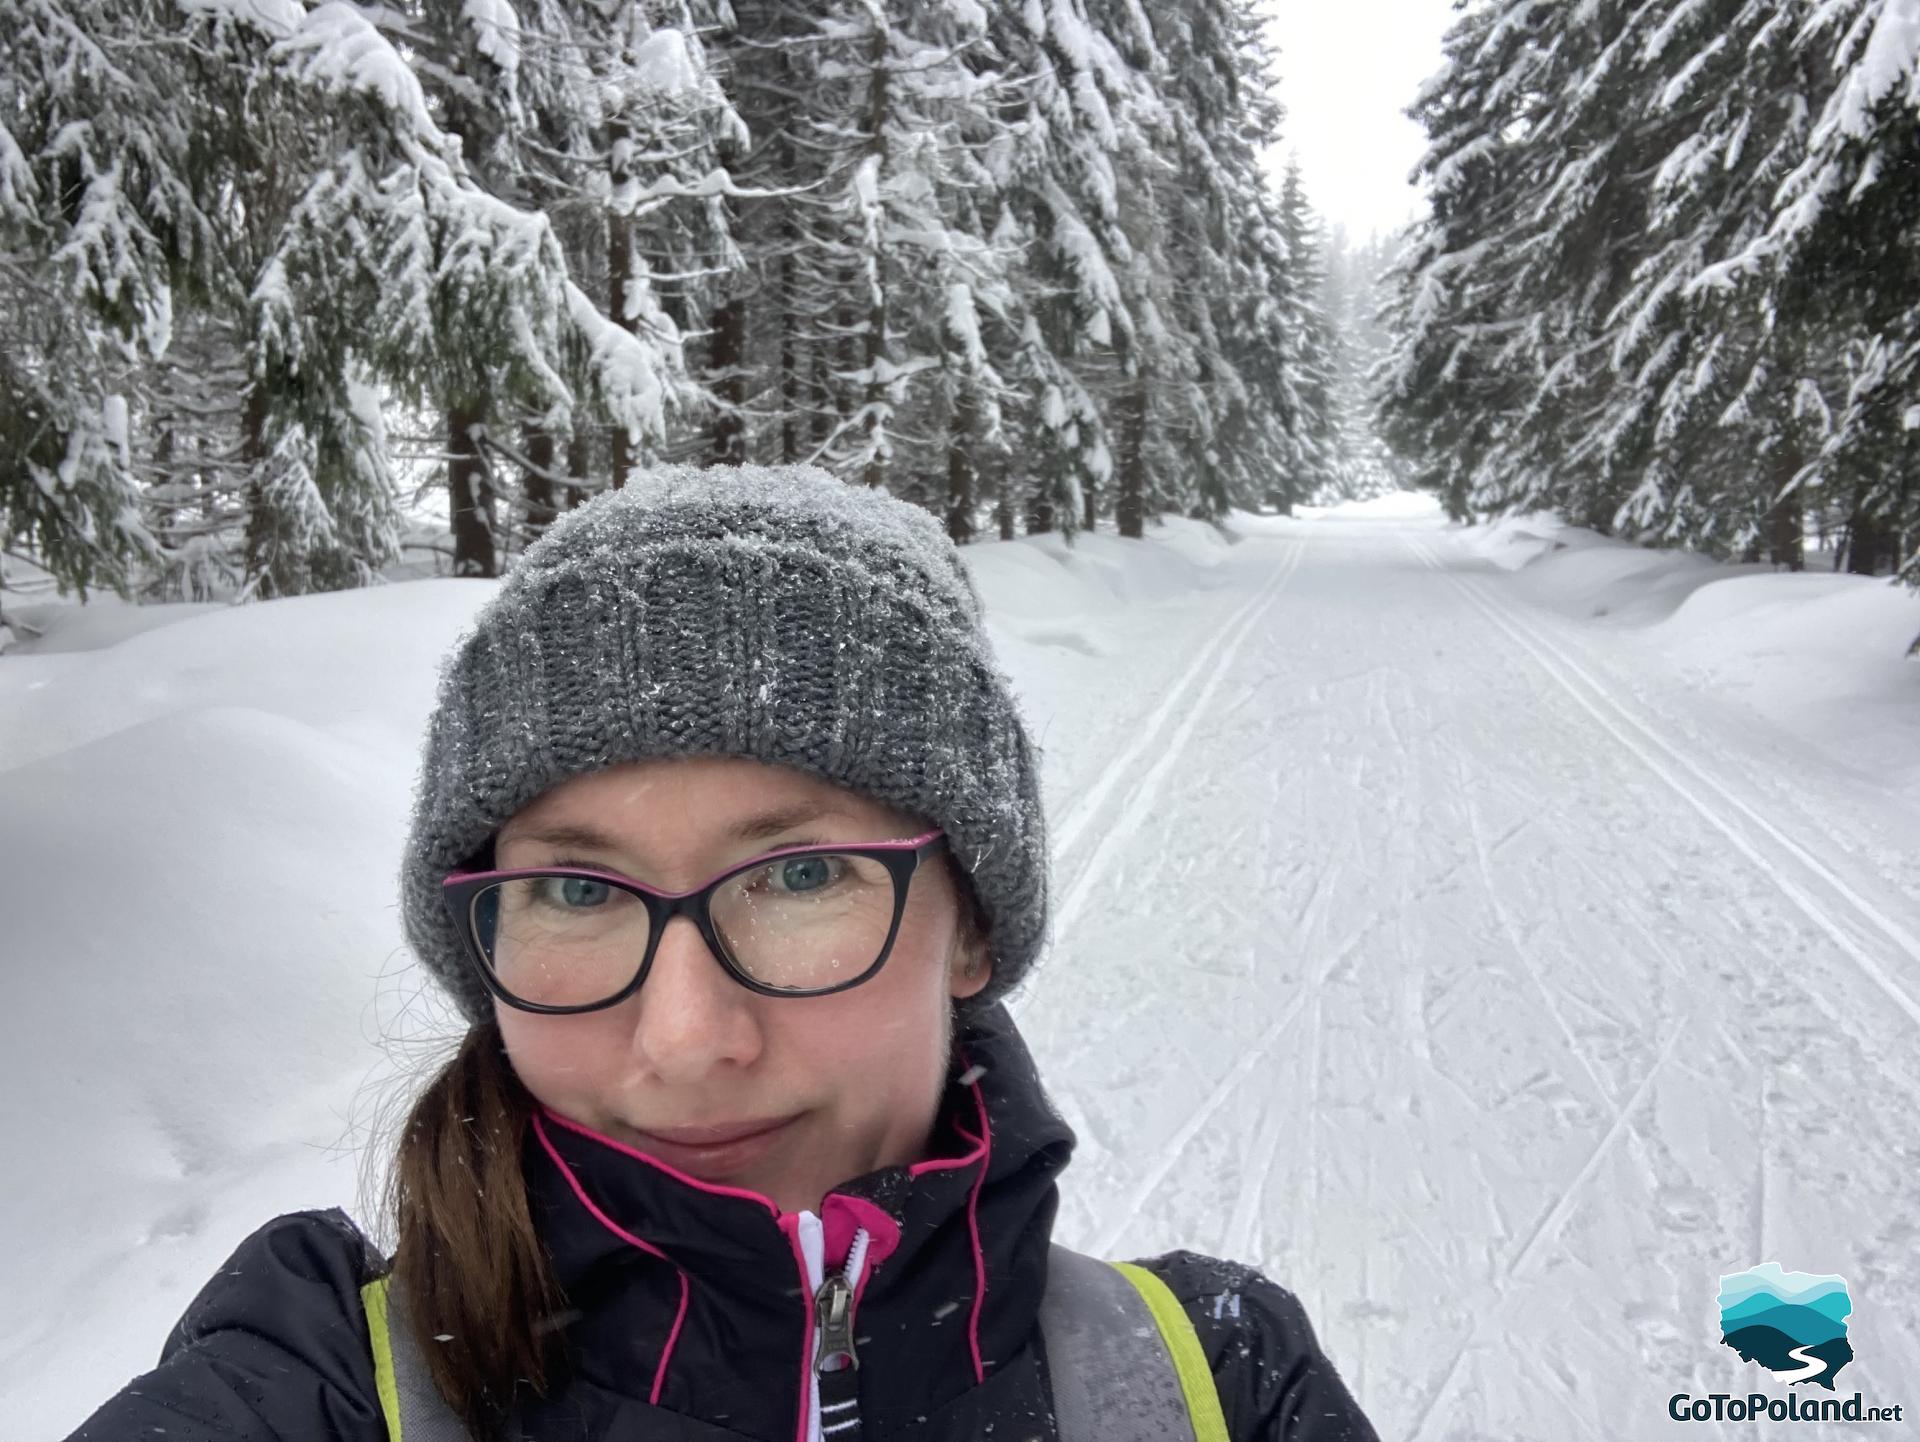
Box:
[1668,1393,1902,1423]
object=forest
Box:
[5,0,1920,614]
[1380,0,1920,583]
[3,0,1407,606]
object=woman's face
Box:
[491,755,991,1214]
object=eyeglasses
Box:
[441,830,949,1013]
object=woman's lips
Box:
[626,1116,801,1177]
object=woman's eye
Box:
[773,856,842,893]
[539,876,611,908]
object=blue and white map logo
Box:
[1667,1264,1902,1424]
[1718,1263,1852,1390]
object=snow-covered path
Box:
[1017,513,1920,1438]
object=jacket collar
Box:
[523,1003,1076,1436]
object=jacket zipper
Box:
[797,1212,871,1442]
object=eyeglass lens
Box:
[472,851,900,1005]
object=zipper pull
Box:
[813,1273,860,1374]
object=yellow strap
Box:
[1110,1262,1232,1442]
[361,1278,406,1442]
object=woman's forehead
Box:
[497,756,908,850]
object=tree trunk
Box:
[1766,495,1804,570]
[860,24,889,492]
[778,245,801,462]
[1025,471,1055,535]
[812,331,836,453]
[153,423,177,553]
[1845,505,1892,576]
[523,426,558,543]
[947,386,976,543]
[861,289,887,490]
[240,381,273,593]
[448,402,495,578]
[608,119,636,491]
[711,293,748,464]
[567,426,590,511]
[776,91,804,465]
[1116,372,1149,539]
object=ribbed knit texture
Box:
[399,464,1048,1022]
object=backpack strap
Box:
[1041,1246,1231,1442]
[364,1253,1229,1442]
[361,1277,470,1442]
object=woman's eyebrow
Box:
[498,821,627,853]
[724,802,848,845]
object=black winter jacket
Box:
[66,1006,1377,1442]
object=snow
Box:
[1820,0,1920,142]
[944,282,987,369]
[8,497,1920,1438]
[99,394,130,467]
[567,281,676,444]
[0,120,35,216]
[1459,515,1920,799]
[461,0,522,95]
[273,2,441,140]
[177,0,305,42]
[631,27,701,94]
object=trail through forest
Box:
[1018,510,1920,1439]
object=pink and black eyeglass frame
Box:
[440,830,951,1013]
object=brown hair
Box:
[386,1024,562,1441]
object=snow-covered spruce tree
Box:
[1321,228,1405,504]
[1,0,205,602]
[606,6,743,481]
[1581,0,1828,566]
[1269,161,1339,511]
[702,0,860,472]
[371,0,728,564]
[1091,0,1237,534]
[6,0,696,599]
[1386,0,1920,583]
[1119,0,1235,530]
[1482,0,1842,557]
[1104,0,1330,532]
[791,2,983,500]
[8,0,418,602]
[232,0,689,583]
[1744,0,1920,580]
[709,0,1029,537]
[1378,0,1565,524]
[974,0,1149,539]
[923,121,1015,544]
[1215,52,1341,520]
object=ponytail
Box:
[387,1024,562,1440]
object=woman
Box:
[66,465,1377,1442]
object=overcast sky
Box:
[1258,0,1459,242]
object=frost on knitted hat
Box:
[399,463,1049,1023]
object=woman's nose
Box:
[627,915,764,1081]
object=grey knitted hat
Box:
[400,463,1048,1022]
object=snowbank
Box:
[1458,512,1920,795]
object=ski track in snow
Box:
[1402,532,1920,1030]
[1021,515,1920,1439]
